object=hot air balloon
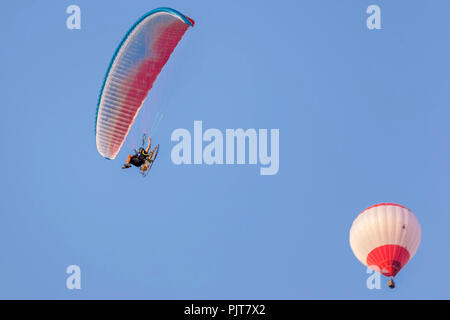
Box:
[95,8,195,160]
[349,203,421,288]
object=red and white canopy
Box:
[349,203,421,277]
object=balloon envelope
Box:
[95,8,194,159]
[349,203,421,277]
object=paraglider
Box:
[95,7,195,174]
[122,134,159,176]
[349,203,421,289]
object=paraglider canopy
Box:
[95,8,194,159]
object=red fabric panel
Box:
[107,20,189,156]
[366,244,411,277]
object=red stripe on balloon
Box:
[366,244,410,277]
[359,203,411,216]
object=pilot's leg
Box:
[122,155,133,169]
[145,137,152,153]
[149,145,159,160]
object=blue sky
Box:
[1,0,449,299]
